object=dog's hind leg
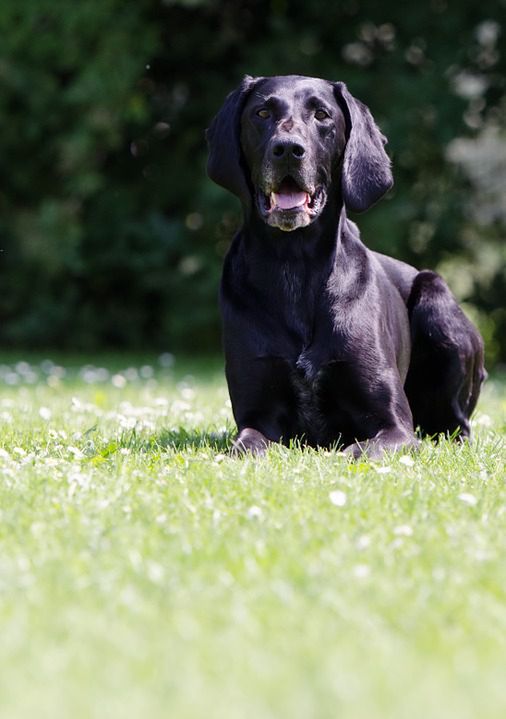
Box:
[404,271,486,440]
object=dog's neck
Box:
[232,199,363,347]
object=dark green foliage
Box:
[0,0,504,363]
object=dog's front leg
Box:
[322,357,418,460]
[231,428,271,455]
[225,356,298,455]
[343,427,419,460]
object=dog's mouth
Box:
[257,176,327,231]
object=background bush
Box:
[0,0,504,364]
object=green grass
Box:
[0,353,505,719]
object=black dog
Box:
[206,75,485,458]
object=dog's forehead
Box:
[248,75,337,107]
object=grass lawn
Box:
[0,352,505,719]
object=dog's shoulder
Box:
[370,252,418,303]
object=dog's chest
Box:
[291,339,367,447]
[290,353,325,444]
[279,261,320,343]
[290,345,342,444]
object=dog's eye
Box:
[315,109,330,121]
[257,109,271,119]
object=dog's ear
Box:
[333,82,393,213]
[206,75,260,203]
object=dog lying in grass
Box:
[207,75,485,458]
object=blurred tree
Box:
[0,0,504,363]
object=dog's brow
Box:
[305,94,331,108]
[249,94,290,114]
[252,92,271,102]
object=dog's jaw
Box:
[255,179,328,231]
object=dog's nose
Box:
[271,139,306,160]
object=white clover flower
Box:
[329,490,347,507]
[353,564,370,579]
[158,352,175,368]
[112,374,127,389]
[146,561,164,583]
[247,505,263,519]
[375,466,392,475]
[356,535,371,550]
[473,413,492,427]
[458,493,478,506]
[39,406,52,421]
[393,524,413,536]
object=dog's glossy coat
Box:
[207,75,485,458]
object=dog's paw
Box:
[231,428,270,456]
[344,432,420,460]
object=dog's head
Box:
[207,75,393,231]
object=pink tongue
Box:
[272,190,307,210]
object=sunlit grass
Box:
[0,354,505,719]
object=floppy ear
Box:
[206,75,261,204]
[333,82,393,213]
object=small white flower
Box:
[171,400,191,413]
[247,505,263,519]
[112,374,127,388]
[214,453,227,463]
[399,455,415,467]
[158,352,175,368]
[394,524,413,536]
[356,535,371,550]
[68,471,90,488]
[391,537,405,550]
[44,458,59,467]
[474,413,492,427]
[0,448,10,459]
[39,406,52,421]
[118,415,136,430]
[329,490,347,507]
[140,365,154,379]
[353,564,370,579]
[154,397,169,407]
[375,466,392,475]
[458,493,478,506]
[147,561,164,583]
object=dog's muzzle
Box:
[256,176,327,232]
